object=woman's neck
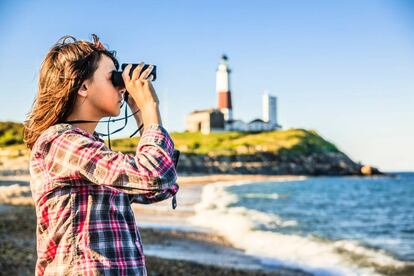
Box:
[70,122,98,135]
[64,113,100,135]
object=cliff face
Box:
[175,151,366,176]
[0,122,382,176]
[168,128,382,176]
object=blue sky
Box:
[0,0,413,171]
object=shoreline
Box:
[132,174,310,275]
[132,174,304,231]
[2,171,412,275]
[0,172,310,275]
[133,174,414,276]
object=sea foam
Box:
[188,179,407,276]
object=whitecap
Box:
[188,179,407,276]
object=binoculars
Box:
[111,63,157,88]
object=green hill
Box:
[0,121,24,147]
[110,128,366,175]
[1,122,379,175]
[111,128,341,157]
[0,121,341,157]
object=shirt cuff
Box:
[137,124,175,158]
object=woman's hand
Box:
[122,62,159,113]
[122,62,162,126]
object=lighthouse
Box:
[216,55,233,121]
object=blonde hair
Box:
[24,34,119,149]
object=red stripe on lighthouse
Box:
[218,91,232,109]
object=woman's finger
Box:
[139,65,154,80]
[131,62,145,81]
[122,64,132,82]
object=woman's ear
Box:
[78,82,88,97]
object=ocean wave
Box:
[188,179,410,276]
[243,192,287,199]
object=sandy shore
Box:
[132,174,309,274]
[0,169,309,275]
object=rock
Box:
[361,165,373,175]
[361,165,383,176]
[175,151,383,176]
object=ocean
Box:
[189,173,414,276]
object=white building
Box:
[262,91,281,129]
[225,119,248,131]
[186,55,282,133]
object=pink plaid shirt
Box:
[29,123,179,275]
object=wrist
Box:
[141,102,159,112]
[141,106,162,126]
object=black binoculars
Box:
[111,63,157,88]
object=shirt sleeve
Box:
[128,149,180,204]
[46,124,179,200]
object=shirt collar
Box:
[56,123,105,143]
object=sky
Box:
[0,0,413,172]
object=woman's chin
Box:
[111,106,122,117]
[102,105,122,118]
[105,110,120,118]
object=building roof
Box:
[226,119,245,123]
[248,118,266,124]
[190,108,221,114]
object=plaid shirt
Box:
[29,123,179,276]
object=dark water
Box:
[226,173,414,262]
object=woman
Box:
[23,34,179,275]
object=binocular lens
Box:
[111,63,157,87]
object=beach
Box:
[1,155,413,276]
[0,154,309,275]
[133,174,308,275]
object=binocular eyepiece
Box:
[111,63,157,88]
